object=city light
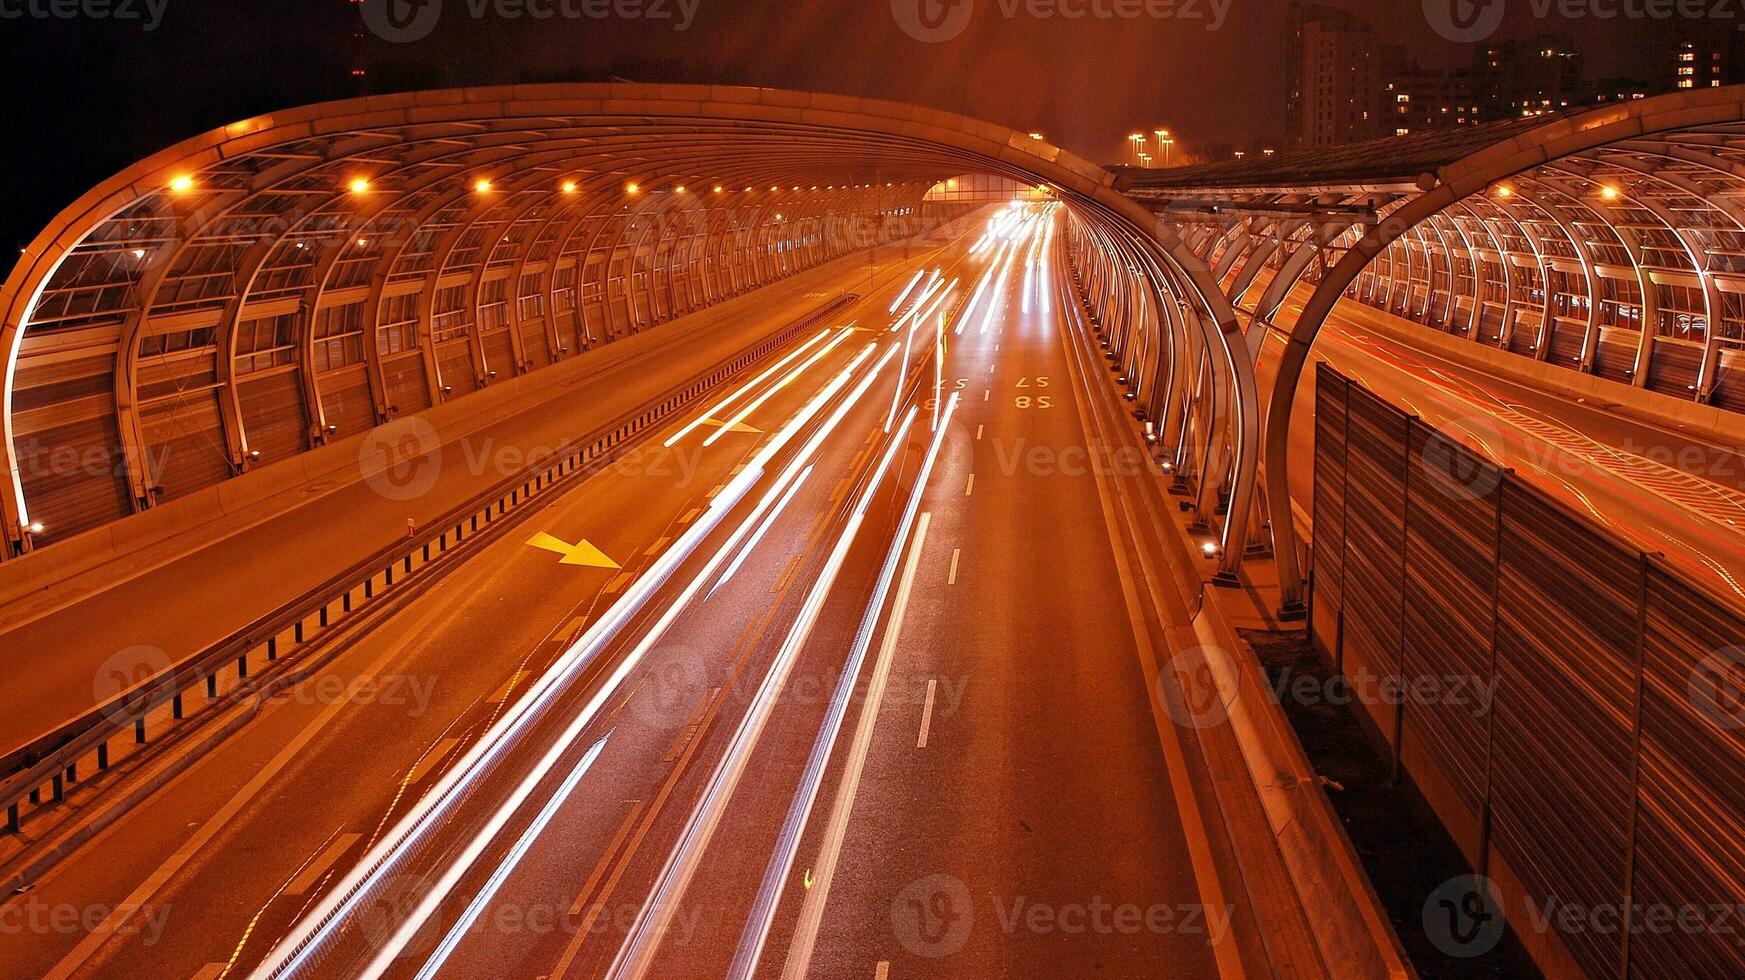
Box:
[348,177,370,193]
[168,174,193,193]
[473,178,492,192]
[561,180,578,193]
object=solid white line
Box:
[964,473,975,496]
[948,548,960,585]
[874,962,889,980]
[917,680,938,749]
[975,424,983,440]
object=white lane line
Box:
[975,424,984,440]
[779,513,934,980]
[948,548,961,585]
[964,474,975,496]
[983,389,990,402]
[875,962,889,980]
[283,833,361,897]
[917,680,938,749]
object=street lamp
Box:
[1154,129,1173,168]
[1127,133,1146,166]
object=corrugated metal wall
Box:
[1312,366,1745,978]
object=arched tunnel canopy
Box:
[1112,85,1745,601]
[0,82,1203,555]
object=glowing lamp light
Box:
[473,178,493,193]
[1497,185,1514,197]
[675,185,686,193]
[25,521,44,534]
[168,175,194,193]
[714,185,725,194]
[626,182,641,194]
[349,178,371,193]
[1601,186,1620,200]
[561,180,578,194]
[131,248,146,259]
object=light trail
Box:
[888,268,925,314]
[888,272,944,333]
[739,393,961,980]
[411,734,610,980]
[607,404,924,980]
[255,334,893,980]
[706,463,815,600]
[703,327,854,447]
[663,329,832,448]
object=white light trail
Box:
[411,735,610,980]
[255,333,894,980]
[664,329,831,448]
[887,269,924,314]
[703,327,853,447]
[608,405,925,980]
[732,392,960,980]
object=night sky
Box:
[0,0,1679,274]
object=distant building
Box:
[1385,59,1481,137]
[1472,36,1585,119]
[1287,3,1385,147]
[1587,77,1653,106]
[1670,30,1742,91]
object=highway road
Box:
[1245,269,1745,597]
[0,204,1251,979]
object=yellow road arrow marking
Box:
[527,532,621,569]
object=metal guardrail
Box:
[0,294,858,835]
